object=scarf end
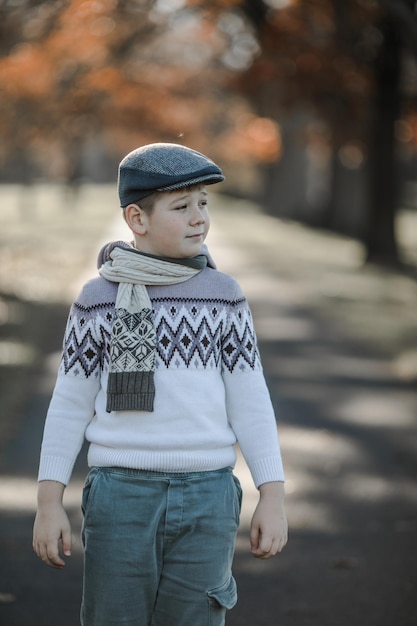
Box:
[106,372,155,413]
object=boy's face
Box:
[135,185,210,258]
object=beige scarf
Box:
[99,243,206,412]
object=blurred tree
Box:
[201,0,417,266]
[0,0,252,183]
[0,0,162,180]
[1,0,417,267]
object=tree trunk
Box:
[365,15,402,265]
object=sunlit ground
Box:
[1,182,417,552]
[208,194,417,544]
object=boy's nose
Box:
[190,205,205,224]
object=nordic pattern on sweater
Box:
[62,301,112,378]
[61,294,260,378]
[39,265,284,488]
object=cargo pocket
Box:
[207,576,237,623]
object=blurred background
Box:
[1,1,417,625]
[1,0,417,265]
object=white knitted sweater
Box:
[38,261,284,488]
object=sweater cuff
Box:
[37,455,75,486]
[248,455,285,489]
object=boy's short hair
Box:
[118,143,224,208]
[121,190,161,219]
[131,191,160,214]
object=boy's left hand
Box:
[250,481,288,559]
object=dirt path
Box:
[1,185,416,625]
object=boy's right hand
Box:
[33,481,72,569]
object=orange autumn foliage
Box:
[0,0,282,176]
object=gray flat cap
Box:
[118,143,224,206]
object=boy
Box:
[33,143,287,626]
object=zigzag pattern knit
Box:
[38,265,284,488]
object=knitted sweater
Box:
[38,262,284,488]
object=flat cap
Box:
[118,143,224,206]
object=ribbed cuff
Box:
[37,455,75,485]
[248,455,285,488]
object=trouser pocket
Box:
[207,576,237,624]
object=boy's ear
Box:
[124,203,147,235]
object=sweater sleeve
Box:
[37,284,110,484]
[221,286,285,488]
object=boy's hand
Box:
[33,481,72,569]
[250,481,288,559]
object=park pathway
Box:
[1,187,417,626]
